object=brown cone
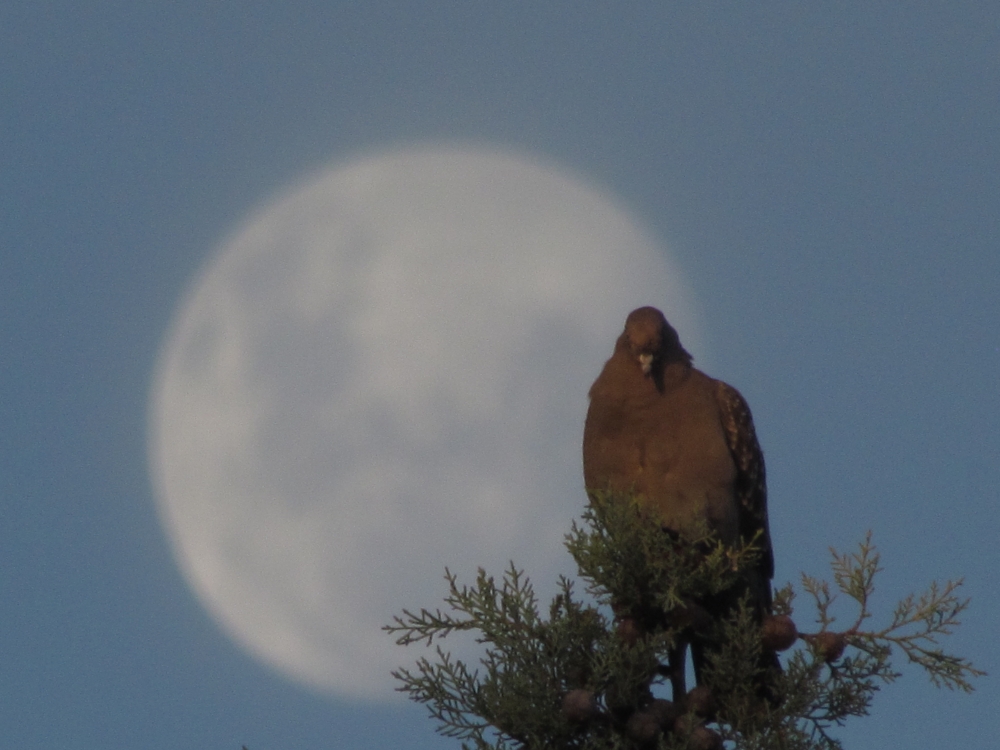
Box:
[646,698,681,729]
[688,725,724,750]
[625,710,661,746]
[761,614,798,651]
[816,631,846,663]
[561,689,599,724]
[617,616,642,647]
[684,685,717,720]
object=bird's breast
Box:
[583,369,739,543]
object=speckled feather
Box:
[715,380,774,580]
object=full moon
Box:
[149,146,701,700]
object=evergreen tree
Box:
[386,493,982,750]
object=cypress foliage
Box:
[386,494,982,750]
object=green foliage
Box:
[387,565,603,748]
[807,531,982,692]
[385,495,982,749]
[565,492,762,625]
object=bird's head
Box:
[621,306,692,376]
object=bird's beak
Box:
[638,353,653,375]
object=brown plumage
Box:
[583,306,776,700]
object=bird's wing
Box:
[715,380,774,580]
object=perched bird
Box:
[582,306,776,700]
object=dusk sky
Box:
[2,3,997,749]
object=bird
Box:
[582,306,776,702]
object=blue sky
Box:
[2,2,998,748]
